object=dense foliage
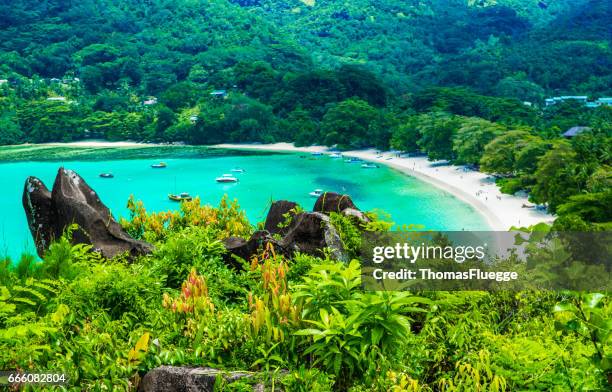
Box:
[1,197,610,391]
[1,2,610,389]
[0,0,610,145]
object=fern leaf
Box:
[0,301,16,315]
[0,286,10,301]
[12,286,47,302]
[30,281,59,295]
[39,279,61,287]
[11,297,37,306]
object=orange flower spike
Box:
[249,292,256,309]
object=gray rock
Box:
[22,168,153,259]
[263,200,299,235]
[313,192,358,214]
[138,366,253,392]
[22,177,56,257]
[342,207,371,224]
[281,212,347,261]
[223,230,287,268]
[224,212,348,265]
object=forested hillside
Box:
[0,0,610,96]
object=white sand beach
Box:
[214,143,555,230]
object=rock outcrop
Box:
[263,200,299,235]
[313,192,358,213]
[223,231,285,268]
[138,366,256,392]
[280,212,346,261]
[220,192,372,265]
[22,168,153,259]
[341,207,371,224]
[22,177,56,256]
[224,203,352,264]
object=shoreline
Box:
[3,140,555,230]
[213,143,555,230]
[27,140,161,148]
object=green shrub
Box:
[282,366,335,392]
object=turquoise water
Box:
[0,150,488,259]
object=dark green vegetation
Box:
[0,3,611,388]
[1,198,610,391]
[1,0,611,143]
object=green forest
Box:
[0,0,611,390]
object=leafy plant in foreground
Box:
[294,260,431,389]
[553,292,611,385]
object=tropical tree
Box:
[390,117,421,153]
[530,141,585,212]
[480,130,533,176]
[452,117,505,165]
[416,112,461,161]
[321,98,385,149]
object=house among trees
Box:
[545,95,612,108]
[585,97,612,108]
[0,79,7,85]
[562,126,591,138]
[544,96,588,107]
[143,97,158,105]
[46,96,67,102]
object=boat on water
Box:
[168,192,193,202]
[311,152,323,156]
[361,163,379,169]
[231,168,245,173]
[99,173,114,178]
[216,174,239,183]
[344,157,361,163]
[330,152,342,159]
[151,162,167,168]
[309,189,324,198]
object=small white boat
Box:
[216,174,239,183]
[311,152,323,156]
[168,192,193,202]
[231,168,245,173]
[330,152,342,159]
[309,189,324,198]
[361,163,379,169]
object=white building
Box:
[143,97,158,105]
